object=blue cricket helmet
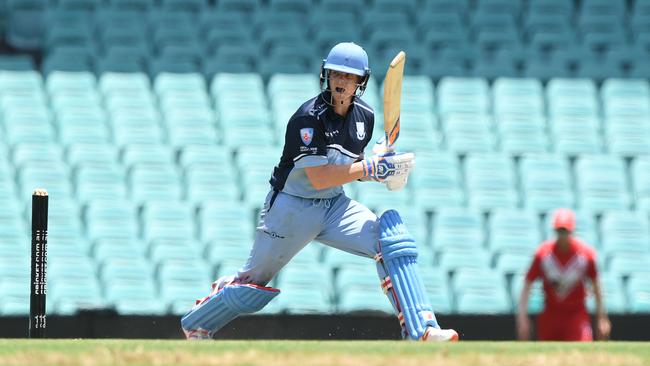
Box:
[323,42,370,76]
[320,42,371,95]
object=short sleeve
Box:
[525,253,542,283]
[586,251,598,281]
[284,116,328,169]
[363,114,375,150]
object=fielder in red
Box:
[517,208,611,341]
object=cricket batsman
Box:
[181,42,458,342]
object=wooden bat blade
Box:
[383,51,406,149]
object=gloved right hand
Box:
[361,152,415,183]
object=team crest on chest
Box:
[300,128,314,146]
[355,121,366,140]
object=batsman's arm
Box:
[356,154,374,182]
[305,162,365,190]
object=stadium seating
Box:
[0,0,649,318]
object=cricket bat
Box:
[383,51,406,151]
[382,51,408,192]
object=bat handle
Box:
[372,135,395,155]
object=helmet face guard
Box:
[319,63,370,97]
[319,42,371,98]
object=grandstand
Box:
[0,0,649,323]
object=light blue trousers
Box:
[235,190,379,285]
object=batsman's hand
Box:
[361,152,415,183]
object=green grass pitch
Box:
[0,339,648,366]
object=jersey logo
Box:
[300,128,314,146]
[356,122,366,140]
[541,253,588,300]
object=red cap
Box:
[553,208,576,231]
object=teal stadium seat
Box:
[465,153,518,210]
[492,78,545,116]
[631,157,650,211]
[417,267,453,313]
[109,0,154,11]
[423,0,469,16]
[452,268,511,314]
[601,79,650,156]
[336,264,392,314]
[268,73,319,127]
[600,210,650,258]
[150,238,203,264]
[547,78,599,114]
[122,144,174,168]
[441,113,494,154]
[546,79,602,156]
[495,251,533,277]
[455,289,512,314]
[0,55,35,71]
[67,142,118,168]
[18,162,72,199]
[99,72,151,97]
[493,78,548,154]
[355,181,411,212]
[488,208,542,254]
[75,164,127,203]
[48,255,96,282]
[575,155,630,213]
[85,199,139,241]
[6,0,47,51]
[50,277,105,315]
[511,273,544,314]
[0,278,30,315]
[586,273,627,314]
[275,260,332,314]
[141,200,195,242]
[410,152,464,210]
[496,114,548,155]
[607,253,650,278]
[160,0,206,14]
[45,72,97,91]
[207,240,251,273]
[520,153,574,212]
[105,279,166,315]
[432,207,485,252]
[0,255,30,284]
[100,257,154,284]
[128,164,182,204]
[627,275,650,313]
[437,77,490,116]
[93,238,147,264]
[200,202,255,245]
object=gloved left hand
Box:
[361,152,415,182]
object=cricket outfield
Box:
[0,340,648,366]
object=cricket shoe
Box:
[420,327,459,342]
[183,327,211,340]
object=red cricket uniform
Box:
[525,237,598,341]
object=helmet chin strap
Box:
[320,89,355,107]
